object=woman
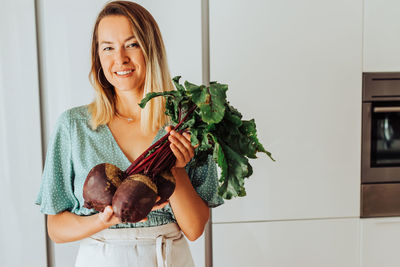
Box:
[35,1,223,266]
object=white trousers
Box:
[75,223,195,267]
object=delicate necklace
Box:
[115,110,134,122]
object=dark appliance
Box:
[361,72,400,218]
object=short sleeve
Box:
[35,110,78,215]
[186,154,224,208]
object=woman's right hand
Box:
[98,197,168,227]
[47,198,169,243]
[151,197,169,211]
[97,206,122,228]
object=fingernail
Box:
[171,130,175,135]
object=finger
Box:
[139,217,149,223]
[183,134,195,158]
[98,206,113,225]
[177,131,195,155]
[170,140,190,163]
[171,130,192,147]
[103,206,114,219]
[110,215,122,225]
[151,200,169,211]
[182,132,195,157]
[169,133,193,161]
[170,143,187,164]
[182,130,198,146]
[182,131,191,141]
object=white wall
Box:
[210,0,363,266]
[0,0,47,266]
[363,0,400,71]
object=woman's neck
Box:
[115,89,143,119]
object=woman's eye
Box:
[128,43,139,48]
[103,47,112,51]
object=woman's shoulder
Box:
[66,105,91,121]
[54,105,92,129]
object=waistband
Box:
[80,223,182,267]
[85,222,181,242]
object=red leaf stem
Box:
[124,105,197,177]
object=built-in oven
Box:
[361,72,400,218]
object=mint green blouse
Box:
[35,105,223,228]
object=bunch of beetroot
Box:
[83,76,274,223]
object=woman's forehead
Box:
[98,15,135,43]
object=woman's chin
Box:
[114,84,143,93]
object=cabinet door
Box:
[361,217,400,267]
[210,0,362,223]
[213,219,360,267]
[364,0,400,71]
[0,1,47,266]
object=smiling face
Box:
[97,15,146,94]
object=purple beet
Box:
[112,174,158,223]
[83,163,124,212]
[155,170,176,205]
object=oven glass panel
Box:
[371,103,400,167]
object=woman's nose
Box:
[115,48,130,65]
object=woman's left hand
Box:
[165,126,195,168]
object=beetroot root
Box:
[83,163,124,212]
[112,174,158,223]
[155,171,176,205]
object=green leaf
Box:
[190,128,199,146]
[213,142,228,184]
[164,96,178,123]
[138,91,179,108]
[172,76,186,93]
[180,114,196,131]
[185,81,227,124]
[138,77,275,201]
[224,106,242,127]
[217,141,250,199]
[240,119,275,161]
[199,132,213,151]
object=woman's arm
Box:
[169,167,210,241]
[47,200,166,243]
[47,206,120,243]
[167,129,210,241]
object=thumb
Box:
[165,125,174,133]
[100,206,113,221]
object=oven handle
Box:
[373,106,400,113]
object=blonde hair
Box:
[88,1,173,133]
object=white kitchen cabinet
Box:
[0,0,47,266]
[213,219,360,267]
[363,0,400,71]
[36,0,204,266]
[361,217,400,267]
[210,0,362,222]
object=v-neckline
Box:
[103,124,166,167]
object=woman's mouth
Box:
[115,69,134,77]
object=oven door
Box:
[362,102,400,183]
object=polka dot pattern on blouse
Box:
[35,105,224,228]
